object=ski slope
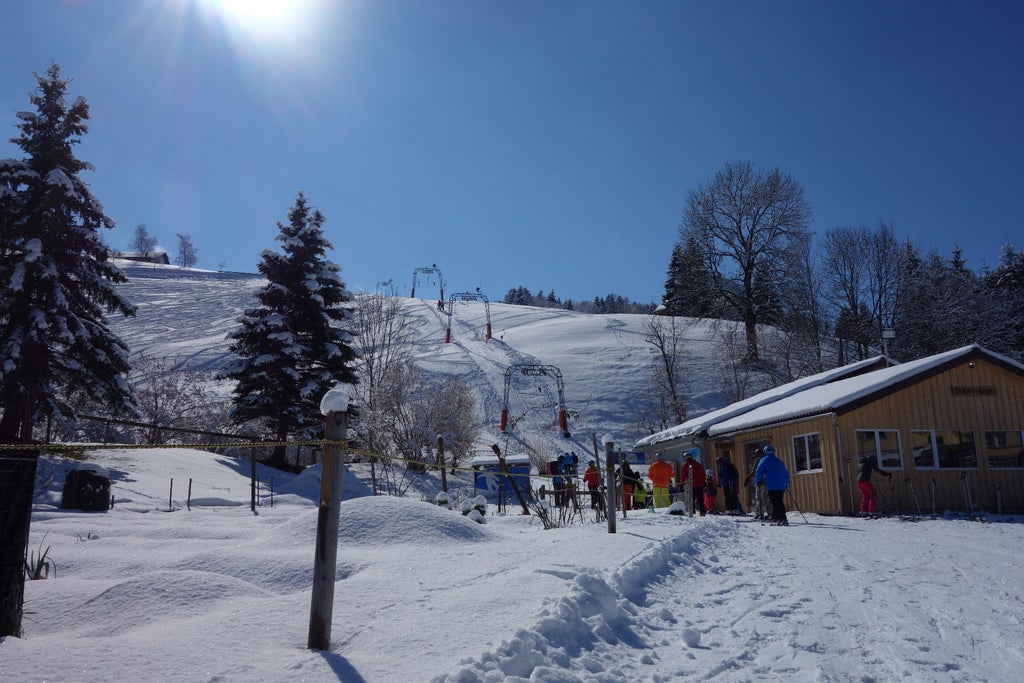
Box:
[107,262,735,453]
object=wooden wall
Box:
[835,356,1024,514]
[716,356,1024,515]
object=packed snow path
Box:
[438,514,1024,682]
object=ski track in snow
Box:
[109,264,682,454]
[437,515,1024,682]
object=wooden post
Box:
[603,436,616,534]
[437,434,448,493]
[307,410,348,651]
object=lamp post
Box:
[882,328,896,366]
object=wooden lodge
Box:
[634,345,1024,515]
[115,250,170,265]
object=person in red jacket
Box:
[582,460,601,509]
[647,453,674,508]
[679,449,707,516]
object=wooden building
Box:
[635,345,1024,515]
[115,250,170,265]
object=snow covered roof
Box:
[471,454,531,466]
[634,354,891,448]
[636,345,1024,447]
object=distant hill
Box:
[108,262,745,455]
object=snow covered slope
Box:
[107,263,735,451]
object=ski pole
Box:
[906,478,921,516]
[786,489,808,523]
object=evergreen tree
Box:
[891,242,942,360]
[218,192,358,470]
[660,236,722,317]
[0,64,136,637]
[979,242,1024,361]
[502,286,533,305]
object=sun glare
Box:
[195,0,318,47]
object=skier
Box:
[717,453,744,515]
[616,460,638,511]
[703,469,718,514]
[647,453,674,508]
[755,445,790,525]
[744,446,769,519]
[583,460,601,509]
[632,478,648,510]
[857,455,892,517]
[549,455,566,507]
[679,449,707,516]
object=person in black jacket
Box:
[857,455,891,516]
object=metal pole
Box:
[308,410,348,651]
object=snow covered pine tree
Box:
[218,192,358,471]
[0,64,136,637]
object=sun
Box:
[194,0,317,46]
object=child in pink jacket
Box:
[703,470,718,514]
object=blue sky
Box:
[2,0,1022,304]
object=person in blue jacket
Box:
[754,444,790,525]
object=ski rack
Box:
[499,364,572,438]
[444,291,492,343]
[410,265,445,304]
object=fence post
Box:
[250,447,257,512]
[307,409,348,651]
[437,434,448,493]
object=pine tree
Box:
[0,64,136,637]
[980,242,1024,361]
[660,235,724,318]
[218,192,358,470]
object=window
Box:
[855,429,903,470]
[985,430,1024,469]
[792,433,822,473]
[911,430,978,469]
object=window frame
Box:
[910,429,979,470]
[855,429,904,471]
[984,429,1024,470]
[791,432,823,474]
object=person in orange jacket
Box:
[647,453,674,508]
[679,449,707,516]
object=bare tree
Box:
[683,161,812,362]
[352,291,415,461]
[175,233,198,268]
[129,354,231,444]
[821,222,900,361]
[775,231,828,377]
[645,315,689,429]
[820,225,872,359]
[130,224,158,255]
[715,322,757,403]
[865,221,900,344]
